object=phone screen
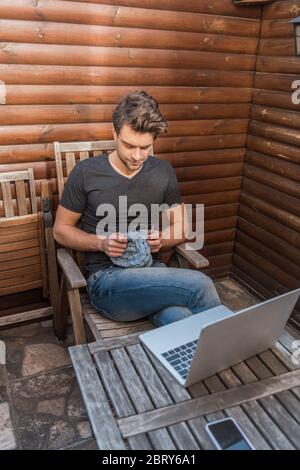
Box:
[207,419,252,450]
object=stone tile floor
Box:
[0,278,258,450]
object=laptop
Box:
[139,289,300,387]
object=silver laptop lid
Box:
[139,305,234,385]
[185,288,300,386]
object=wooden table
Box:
[69,329,300,450]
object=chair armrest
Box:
[175,243,209,269]
[57,248,87,289]
[41,184,54,228]
[42,205,54,229]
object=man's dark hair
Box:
[112,91,168,139]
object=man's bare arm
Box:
[53,205,127,257]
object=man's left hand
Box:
[147,230,163,253]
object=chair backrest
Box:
[0,169,37,218]
[54,140,154,199]
[54,140,117,200]
[54,139,155,272]
[0,170,48,297]
[54,140,120,273]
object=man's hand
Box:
[101,232,128,257]
[147,229,163,253]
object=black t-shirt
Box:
[60,155,181,276]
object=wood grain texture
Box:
[234,0,300,329]
[0,0,261,290]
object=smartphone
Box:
[205,417,255,450]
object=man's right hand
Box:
[101,233,128,257]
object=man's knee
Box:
[185,270,216,292]
[149,306,193,327]
[185,271,220,308]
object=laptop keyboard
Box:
[161,340,198,379]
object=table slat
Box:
[256,350,300,449]
[128,344,200,450]
[146,348,216,449]
[217,368,271,450]
[111,347,176,450]
[69,344,126,450]
[239,358,295,449]
[118,370,300,438]
[94,350,152,450]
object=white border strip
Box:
[0,80,6,104]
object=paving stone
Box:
[40,320,53,328]
[65,438,98,450]
[0,402,17,450]
[22,343,71,376]
[10,369,81,449]
[48,420,76,449]
[67,386,88,419]
[10,367,74,401]
[18,414,50,450]
[76,421,93,440]
[37,398,65,417]
[0,364,8,403]
[30,330,56,344]
[0,340,5,364]
[5,337,27,380]
[12,396,36,414]
[0,382,8,403]
[215,278,257,311]
[0,323,39,338]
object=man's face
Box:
[113,124,154,173]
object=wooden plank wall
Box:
[232,0,300,329]
[0,0,261,292]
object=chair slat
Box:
[0,245,40,263]
[0,254,41,272]
[79,151,89,161]
[0,214,38,229]
[0,265,41,282]
[15,180,28,215]
[28,168,37,213]
[38,212,48,298]
[59,140,116,152]
[0,238,39,253]
[0,171,29,182]
[54,141,65,199]
[0,271,42,289]
[66,152,76,176]
[0,228,38,245]
[1,181,14,217]
[0,280,42,296]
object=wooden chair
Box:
[53,140,209,344]
[0,169,59,329]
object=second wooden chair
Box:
[0,169,59,330]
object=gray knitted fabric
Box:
[110,230,153,268]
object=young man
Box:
[54,91,220,326]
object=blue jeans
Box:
[87,261,221,327]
